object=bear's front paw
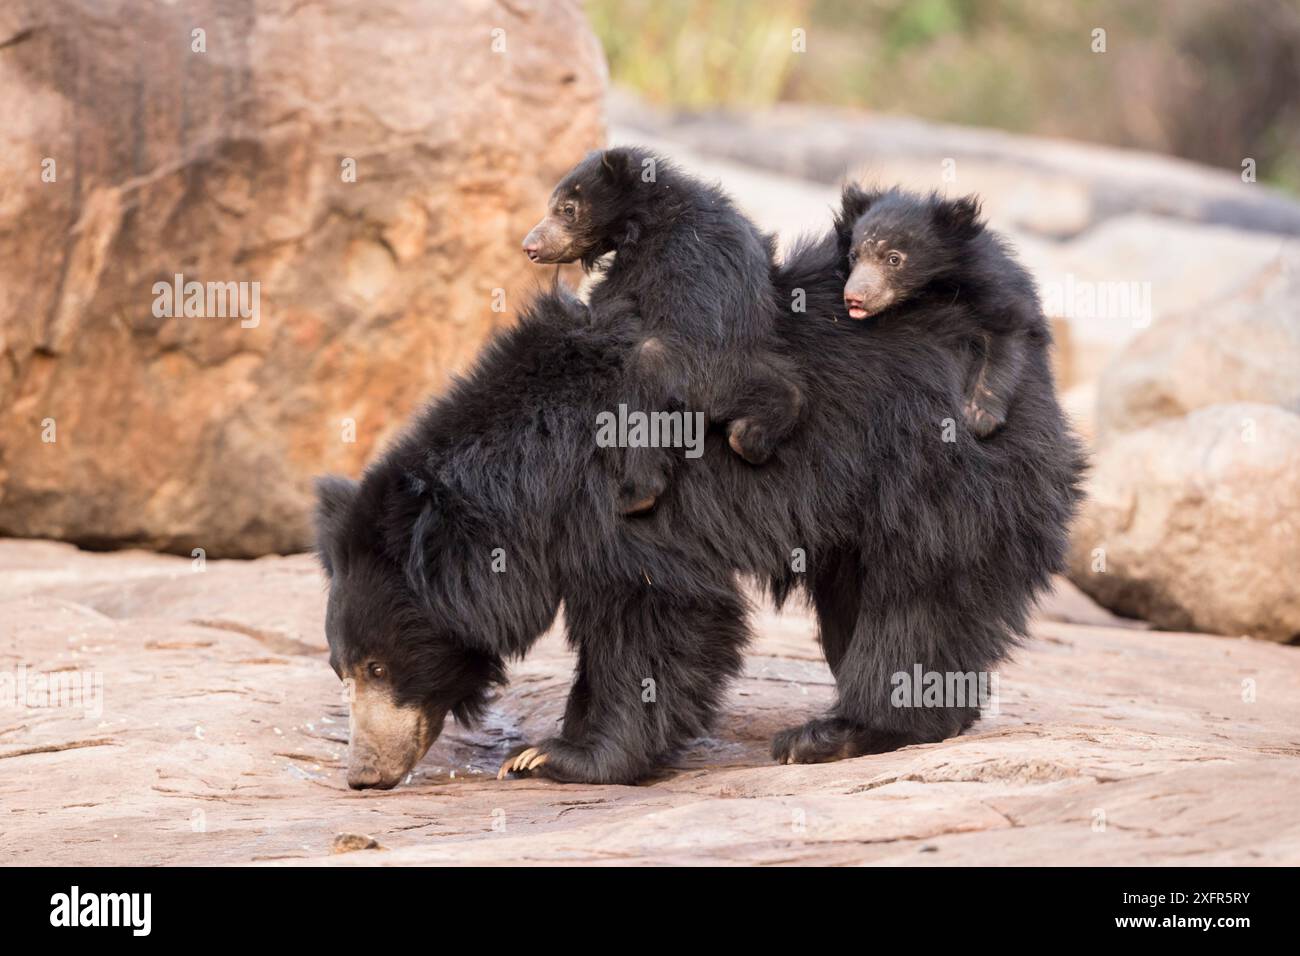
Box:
[496,744,551,780]
[727,418,776,465]
[962,400,1005,438]
[495,737,613,783]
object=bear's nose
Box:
[347,766,385,790]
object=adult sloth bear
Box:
[316,189,1084,789]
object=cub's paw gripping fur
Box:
[963,399,1006,438]
[727,417,776,465]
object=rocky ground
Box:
[3,540,1298,866]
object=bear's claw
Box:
[497,746,549,780]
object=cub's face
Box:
[522,149,638,265]
[841,189,983,319]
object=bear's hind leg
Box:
[773,594,989,765]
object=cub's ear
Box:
[931,194,984,241]
[598,147,637,187]
[313,475,359,576]
[834,184,882,246]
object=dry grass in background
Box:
[588,0,1300,192]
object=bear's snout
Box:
[347,764,399,790]
[522,217,574,264]
[522,221,547,262]
[343,678,439,791]
[844,261,894,320]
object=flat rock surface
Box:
[2,539,1298,866]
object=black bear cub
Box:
[522,146,803,512]
[839,186,1046,437]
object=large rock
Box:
[2,538,1298,865]
[1034,215,1288,358]
[1069,403,1300,642]
[1096,250,1300,439]
[609,89,1300,239]
[0,0,606,556]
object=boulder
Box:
[1096,250,1300,439]
[0,0,606,556]
[1069,403,1300,642]
[608,89,1300,239]
[1034,214,1290,361]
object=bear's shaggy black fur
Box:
[316,185,1085,787]
[521,147,804,510]
[839,186,1047,438]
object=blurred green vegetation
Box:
[587,0,1300,192]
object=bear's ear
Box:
[314,475,359,577]
[834,184,881,246]
[403,498,441,598]
[598,147,637,188]
[931,194,984,241]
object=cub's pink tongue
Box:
[847,306,868,319]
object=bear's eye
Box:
[562,202,576,220]
[887,251,903,267]
[367,662,387,681]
